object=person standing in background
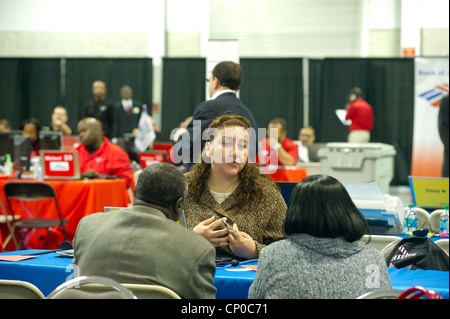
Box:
[177,61,258,170]
[345,87,374,143]
[84,80,113,139]
[112,85,143,138]
[438,94,449,177]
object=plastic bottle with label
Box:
[4,153,13,175]
[404,204,418,234]
[440,205,449,235]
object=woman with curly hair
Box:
[184,114,287,260]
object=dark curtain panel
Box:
[240,58,304,140]
[64,58,152,132]
[0,58,61,130]
[308,58,415,185]
[160,58,206,141]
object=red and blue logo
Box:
[419,83,449,107]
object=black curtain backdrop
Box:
[240,58,303,140]
[160,58,206,142]
[0,58,61,130]
[160,58,304,142]
[0,58,152,133]
[308,58,415,185]
[0,57,415,185]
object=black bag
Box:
[386,237,449,271]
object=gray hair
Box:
[134,163,187,208]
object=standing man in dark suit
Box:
[84,80,114,139]
[176,61,258,169]
[112,85,143,138]
[73,162,217,299]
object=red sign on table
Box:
[41,150,80,179]
[139,151,168,169]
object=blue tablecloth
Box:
[0,250,448,299]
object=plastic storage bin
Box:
[318,143,396,194]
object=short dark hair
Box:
[347,87,363,103]
[134,163,187,208]
[269,118,287,131]
[20,117,41,132]
[212,61,242,91]
[284,174,369,242]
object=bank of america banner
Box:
[411,58,449,177]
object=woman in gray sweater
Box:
[248,175,392,299]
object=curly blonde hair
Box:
[187,114,274,210]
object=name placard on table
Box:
[40,150,80,180]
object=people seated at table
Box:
[21,117,41,157]
[258,117,298,166]
[50,105,72,136]
[248,174,392,299]
[294,125,316,163]
[76,117,134,188]
[184,114,287,261]
[0,118,11,132]
[72,163,217,299]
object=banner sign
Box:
[411,58,449,177]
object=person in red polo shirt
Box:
[345,87,374,143]
[258,118,298,166]
[76,117,133,188]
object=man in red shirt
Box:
[345,87,374,143]
[76,117,134,188]
[258,118,298,166]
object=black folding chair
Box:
[4,182,69,249]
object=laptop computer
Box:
[40,150,80,180]
[39,131,62,150]
[408,176,449,210]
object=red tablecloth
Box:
[0,178,131,251]
[261,166,308,182]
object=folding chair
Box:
[0,198,20,251]
[4,182,69,249]
[0,280,45,299]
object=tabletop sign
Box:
[138,151,168,169]
[40,150,80,180]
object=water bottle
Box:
[404,204,418,234]
[440,205,449,235]
[4,153,13,175]
[36,157,43,181]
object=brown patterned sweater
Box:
[184,174,287,260]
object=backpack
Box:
[386,237,449,271]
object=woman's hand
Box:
[228,223,258,259]
[193,216,230,247]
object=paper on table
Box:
[225,268,253,272]
[335,109,352,126]
[0,255,36,262]
[241,265,257,271]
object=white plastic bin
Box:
[318,143,396,194]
